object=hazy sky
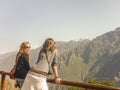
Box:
[0,0,120,54]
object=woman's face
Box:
[50,41,55,51]
[24,43,31,53]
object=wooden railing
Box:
[0,71,120,90]
[0,71,10,90]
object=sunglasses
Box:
[25,46,31,48]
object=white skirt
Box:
[21,72,48,90]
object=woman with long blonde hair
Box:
[14,41,31,88]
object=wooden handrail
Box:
[0,71,120,90]
[47,78,120,90]
[0,71,10,75]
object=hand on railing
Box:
[55,77,62,84]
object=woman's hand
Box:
[55,77,62,84]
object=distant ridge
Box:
[0,27,120,86]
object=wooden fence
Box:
[0,71,120,90]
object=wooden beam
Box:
[1,72,6,90]
[0,71,120,90]
[47,78,120,90]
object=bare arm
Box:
[52,66,62,84]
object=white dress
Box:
[21,72,48,90]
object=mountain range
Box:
[0,27,120,86]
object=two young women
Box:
[15,38,61,90]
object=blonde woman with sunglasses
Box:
[14,41,31,88]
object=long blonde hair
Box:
[16,41,30,63]
[42,38,56,53]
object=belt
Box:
[29,68,48,76]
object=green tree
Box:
[67,86,85,90]
[100,78,116,86]
[87,78,100,84]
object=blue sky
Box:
[0,0,120,54]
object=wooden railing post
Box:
[1,72,6,90]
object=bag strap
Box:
[45,53,52,75]
[36,50,42,64]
